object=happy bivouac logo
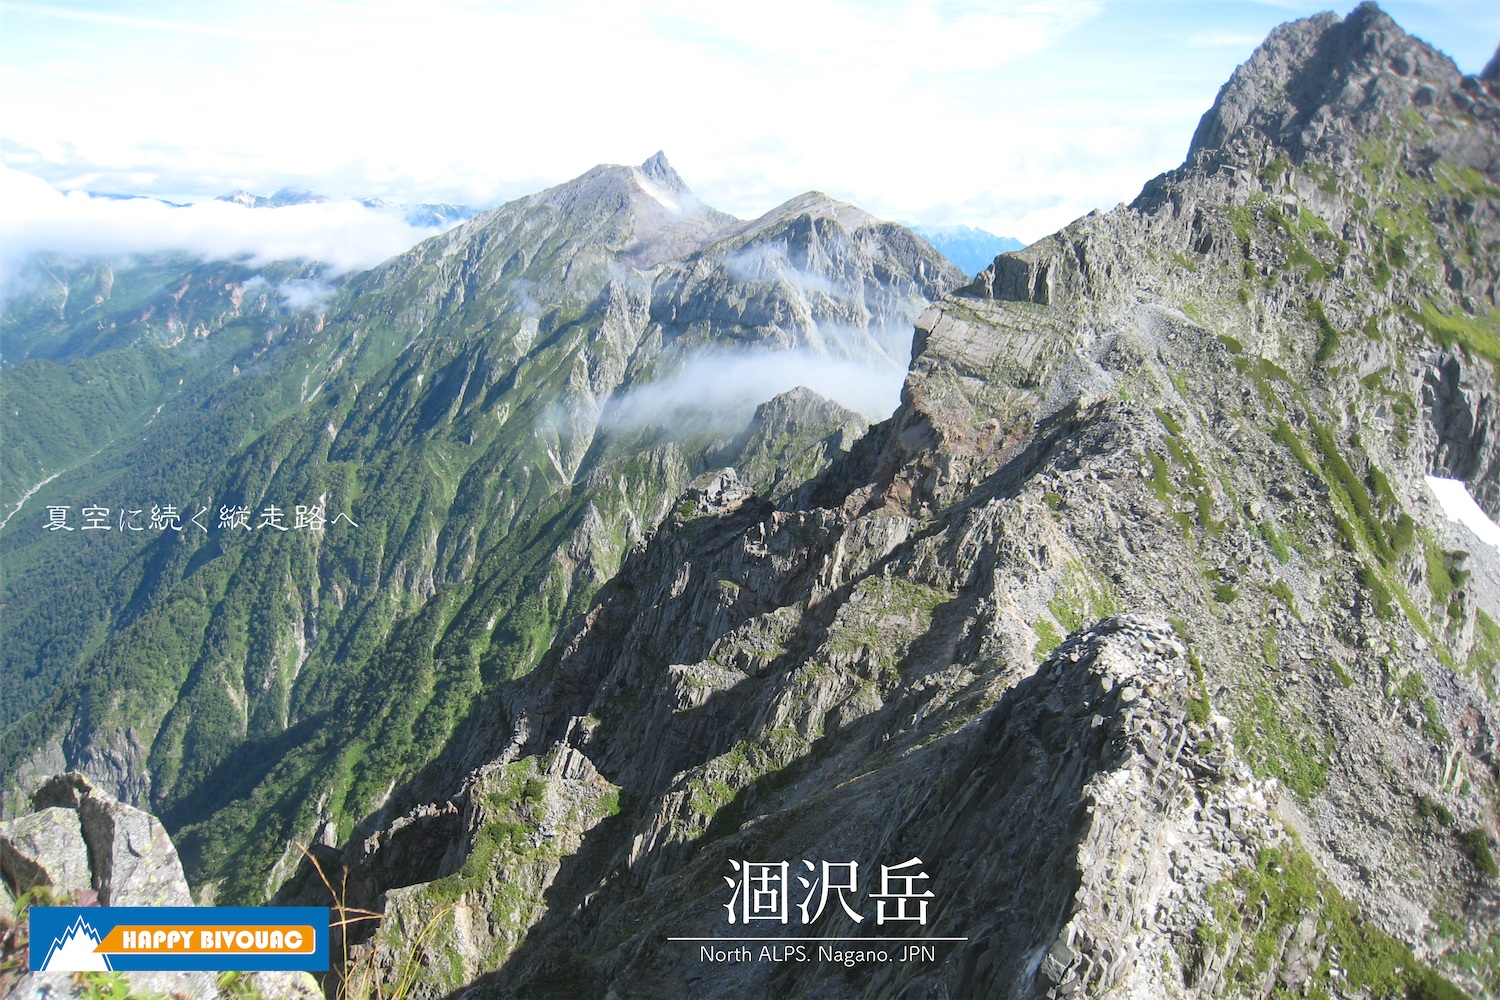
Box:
[29,906,329,972]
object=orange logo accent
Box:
[95,926,315,954]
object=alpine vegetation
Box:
[1,5,1498,1000]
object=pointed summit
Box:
[1185,1,1474,163]
[637,150,687,194]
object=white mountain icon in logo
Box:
[41,914,112,972]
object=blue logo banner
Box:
[29,906,330,972]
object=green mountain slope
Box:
[0,154,962,905]
[261,7,1499,998]
[0,253,338,738]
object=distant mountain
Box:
[218,187,481,227]
[906,223,1024,275]
[215,187,331,209]
[0,152,962,911]
[75,186,481,229]
[354,197,475,228]
[81,191,192,208]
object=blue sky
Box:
[1,0,1496,255]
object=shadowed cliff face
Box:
[290,6,1500,999]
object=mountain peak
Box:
[215,189,259,208]
[1186,1,1472,163]
[267,187,327,206]
[636,151,688,194]
[750,190,877,231]
[214,187,330,209]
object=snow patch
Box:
[631,168,680,213]
[1424,476,1500,552]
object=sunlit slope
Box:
[0,153,961,904]
[0,253,339,730]
[267,10,1500,998]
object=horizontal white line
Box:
[667,937,968,941]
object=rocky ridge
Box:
[291,6,1500,998]
[1,151,962,911]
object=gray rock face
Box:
[1185,3,1496,166]
[650,192,961,362]
[718,387,871,501]
[10,967,318,1000]
[9,972,221,1000]
[2,775,317,1000]
[957,1,1500,519]
[0,808,92,897]
[0,772,190,906]
[311,6,1498,1000]
[77,792,192,906]
[1425,353,1499,513]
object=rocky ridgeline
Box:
[297,6,1500,999]
[1027,616,1292,999]
[956,4,1500,512]
[2,144,962,907]
[0,773,318,999]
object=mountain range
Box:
[72,188,1022,278]
[906,224,1025,276]
[0,147,961,916]
[214,188,478,229]
[2,4,1499,999]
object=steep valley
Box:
[0,149,960,912]
[3,4,1500,999]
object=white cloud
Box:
[723,243,837,297]
[4,0,266,38]
[606,346,906,433]
[0,1,1115,241]
[3,1,1490,250]
[666,1,1101,74]
[276,278,339,312]
[0,167,458,285]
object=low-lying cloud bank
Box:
[605,347,907,433]
[0,167,461,289]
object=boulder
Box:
[77,793,192,906]
[0,808,92,897]
[3,774,315,999]
[2,772,192,907]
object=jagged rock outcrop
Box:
[1,773,319,1000]
[2,772,191,906]
[717,388,870,502]
[319,6,1499,999]
[0,808,91,900]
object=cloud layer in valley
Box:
[0,166,461,288]
[605,346,907,434]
